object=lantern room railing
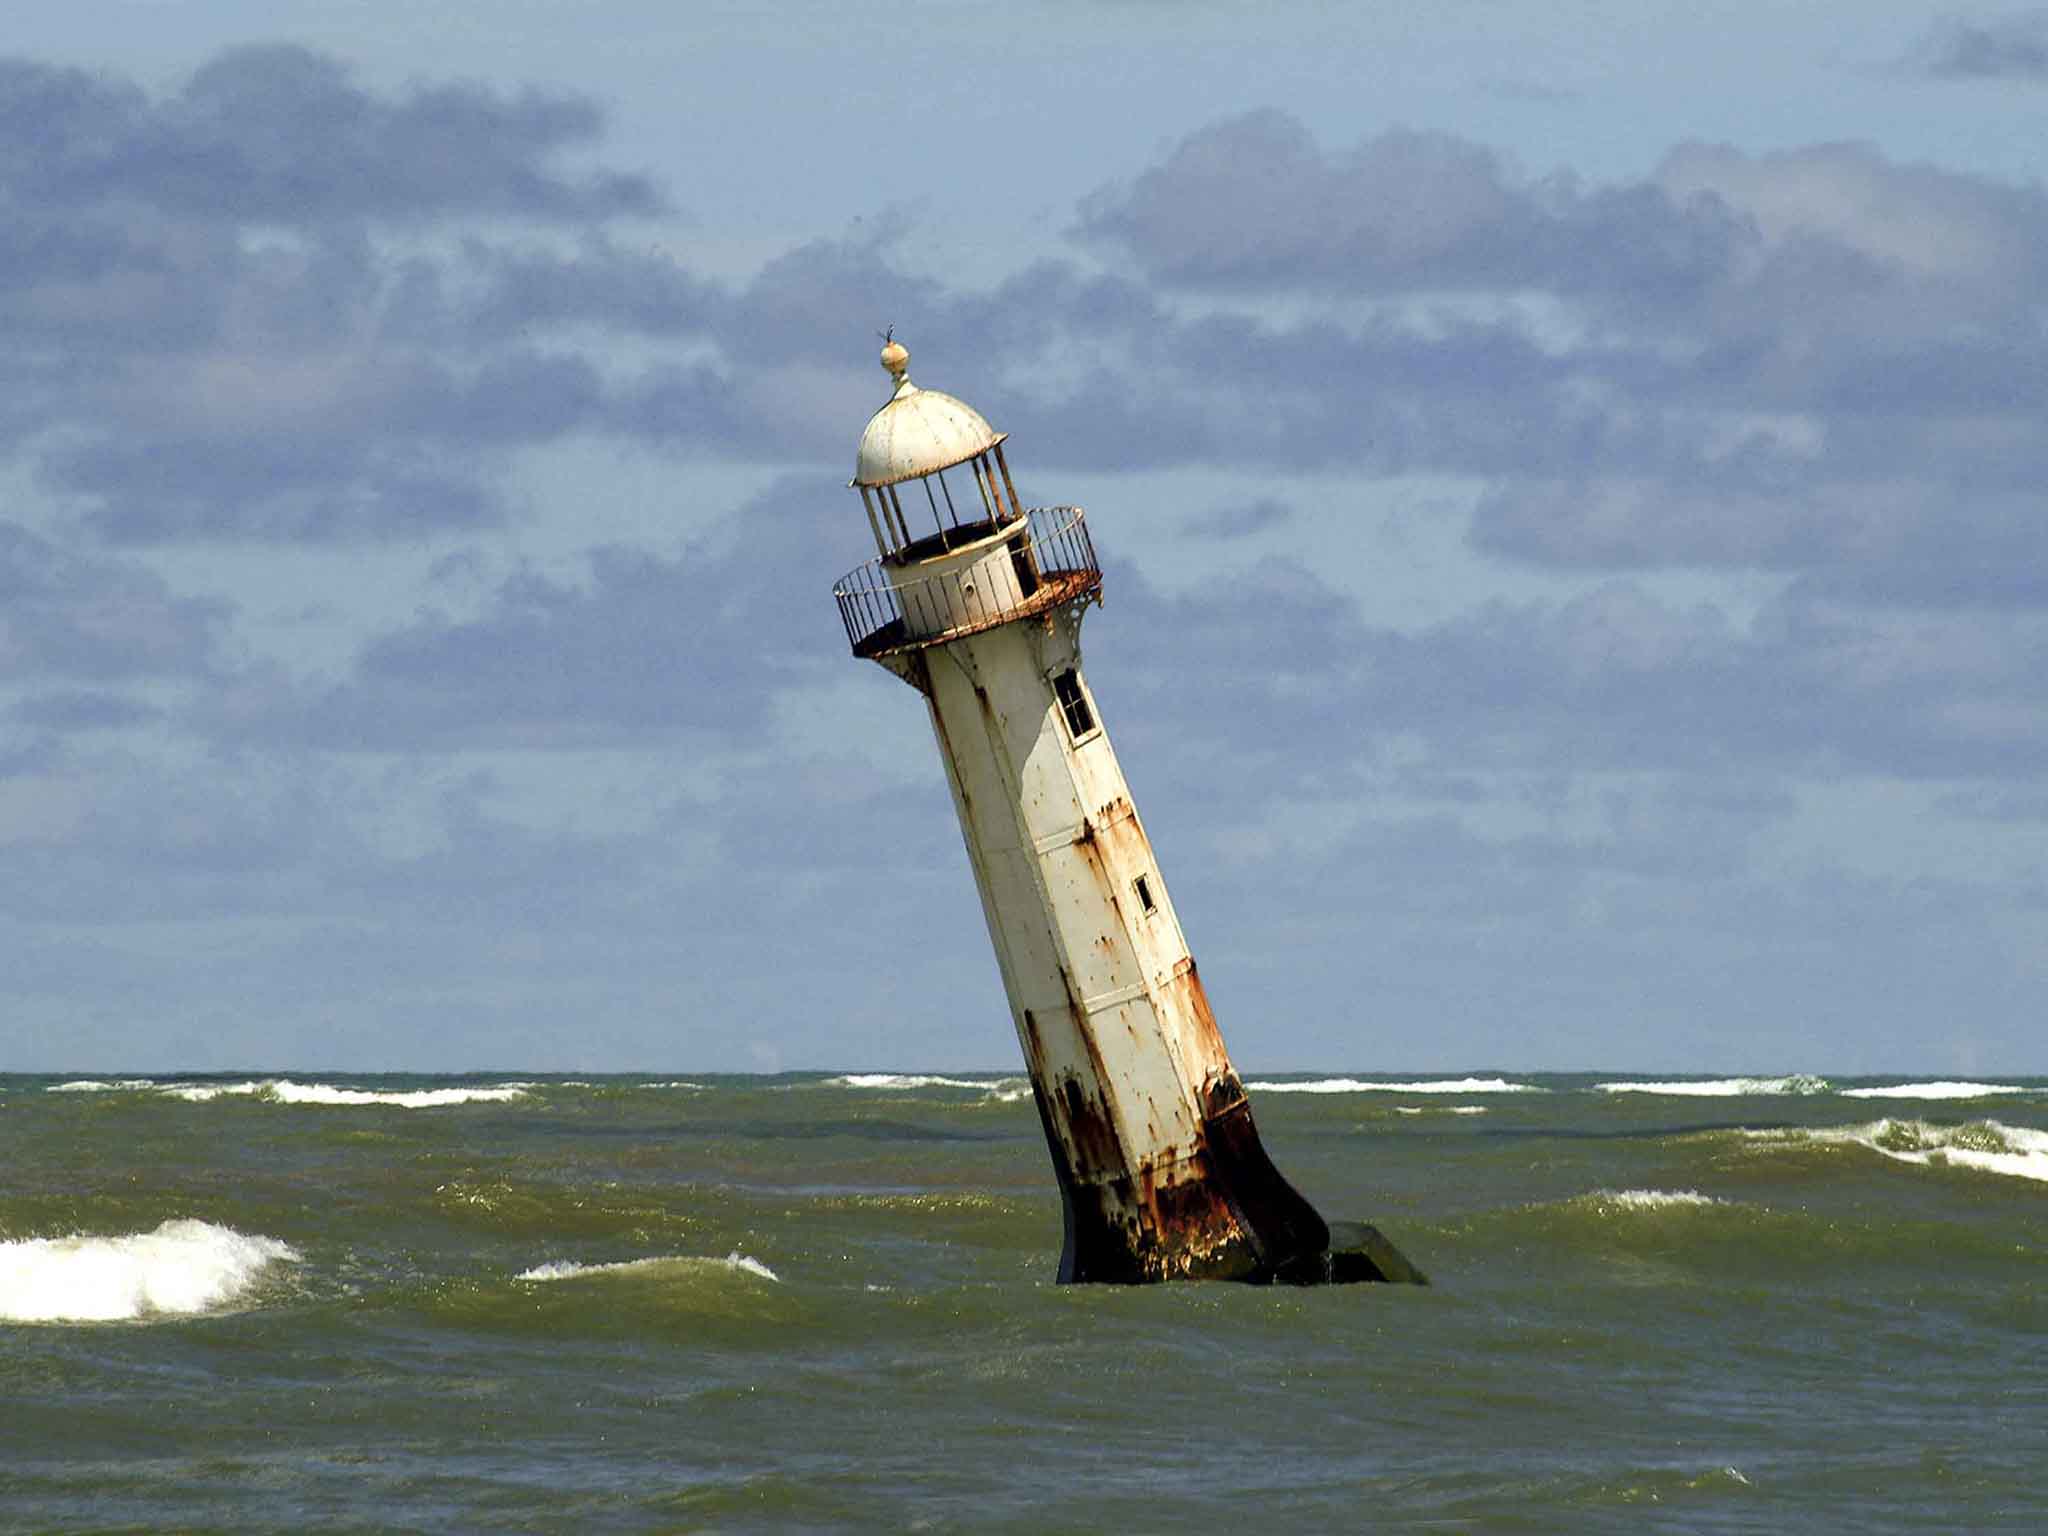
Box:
[833,505,1102,659]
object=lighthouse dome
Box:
[852,341,1006,488]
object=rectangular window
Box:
[1052,668,1095,740]
[1133,875,1158,916]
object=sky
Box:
[3,1,2045,1074]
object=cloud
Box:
[1909,10,2048,79]
[0,46,658,225]
[1078,114,2048,316]
[1073,109,1746,299]
[0,47,678,544]
[3,64,2043,1072]
[201,478,846,751]
[1182,497,1294,539]
[1058,114,2048,621]
[10,691,159,731]
[26,65,2030,578]
[1091,550,2048,789]
[1472,480,2048,608]
[0,521,227,679]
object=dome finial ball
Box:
[880,338,910,383]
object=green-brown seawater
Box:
[3,1071,2044,1532]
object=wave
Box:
[831,1073,999,1090]
[1247,1077,1538,1094]
[1580,1188,1722,1211]
[162,1079,529,1108]
[1394,1105,1489,1115]
[1596,1075,1830,1097]
[517,1252,779,1284]
[1840,1081,2034,1101]
[1749,1119,2048,1184]
[828,1073,1029,1103]
[1439,1186,1754,1267]
[47,1079,160,1093]
[0,1219,300,1324]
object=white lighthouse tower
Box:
[832,340,1419,1284]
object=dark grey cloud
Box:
[202,479,847,751]
[0,737,997,1071]
[42,338,614,543]
[11,691,159,731]
[1050,115,2048,620]
[1910,10,2048,78]
[1183,497,1294,539]
[1068,563,2037,1070]
[1073,109,1747,299]
[1935,785,2048,821]
[0,46,657,225]
[0,48,672,544]
[0,521,226,678]
[462,237,715,338]
[2,42,2037,595]
[56,437,509,544]
[1178,800,2024,1071]
[1079,117,2048,321]
[1088,547,2048,792]
[1471,480,2048,609]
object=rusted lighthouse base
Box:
[1031,1079,1427,1287]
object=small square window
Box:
[1052,668,1096,739]
[1133,874,1158,916]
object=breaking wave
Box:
[832,1073,997,1090]
[517,1252,779,1283]
[1395,1105,1490,1115]
[1596,1076,1830,1097]
[1749,1120,2048,1184]
[1247,1077,1538,1094]
[1840,1082,2033,1101]
[1581,1188,1722,1211]
[47,1079,160,1093]
[828,1073,1029,1103]
[0,1219,300,1324]
[162,1080,528,1108]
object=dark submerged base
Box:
[1313,1220,1430,1286]
[1035,1082,1429,1287]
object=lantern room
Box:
[850,340,1026,562]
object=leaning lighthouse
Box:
[831,340,1418,1285]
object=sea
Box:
[2,1070,2043,1533]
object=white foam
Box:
[832,1073,996,1091]
[161,1079,528,1108]
[640,1080,706,1090]
[1588,1188,1722,1210]
[1841,1081,2031,1101]
[0,1219,300,1323]
[1596,1075,1829,1097]
[517,1251,779,1283]
[48,1079,159,1093]
[830,1073,1028,1101]
[1753,1119,2048,1184]
[1247,1077,1537,1095]
[1394,1104,1490,1115]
